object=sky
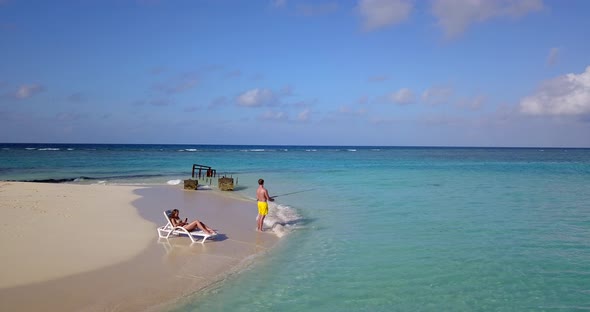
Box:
[1,0,589,147]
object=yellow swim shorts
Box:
[258,201,268,216]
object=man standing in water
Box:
[256,178,274,232]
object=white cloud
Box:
[237,88,276,107]
[297,109,311,122]
[456,95,486,110]
[56,112,85,121]
[338,105,367,115]
[389,88,415,104]
[152,75,198,94]
[547,47,560,66]
[184,106,201,112]
[422,86,453,105]
[297,3,338,16]
[260,110,288,121]
[431,0,544,38]
[15,84,45,99]
[338,106,352,114]
[271,0,287,8]
[173,78,198,92]
[520,66,590,116]
[358,0,413,31]
[369,116,404,125]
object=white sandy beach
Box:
[0,182,280,311]
[0,182,154,288]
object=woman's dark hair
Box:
[258,178,264,185]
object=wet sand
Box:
[0,182,279,311]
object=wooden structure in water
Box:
[192,164,217,179]
[185,163,236,191]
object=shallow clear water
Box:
[2,144,589,311]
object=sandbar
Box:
[0,182,279,311]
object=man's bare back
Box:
[257,185,270,202]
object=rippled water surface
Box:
[1,144,589,311]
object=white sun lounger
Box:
[157,211,217,244]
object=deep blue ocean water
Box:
[1,144,590,311]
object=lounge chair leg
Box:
[180,228,196,243]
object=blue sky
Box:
[1,0,589,147]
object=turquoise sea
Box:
[1,144,590,311]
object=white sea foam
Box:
[347,149,357,152]
[264,202,301,238]
[95,180,107,185]
[67,148,74,151]
[185,148,198,152]
[73,177,85,182]
[167,179,182,185]
[25,148,36,150]
[247,149,265,152]
[305,149,317,152]
[38,148,60,151]
[197,185,212,190]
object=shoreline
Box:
[0,182,281,311]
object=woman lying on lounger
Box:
[168,209,216,235]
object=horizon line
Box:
[1,142,589,149]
